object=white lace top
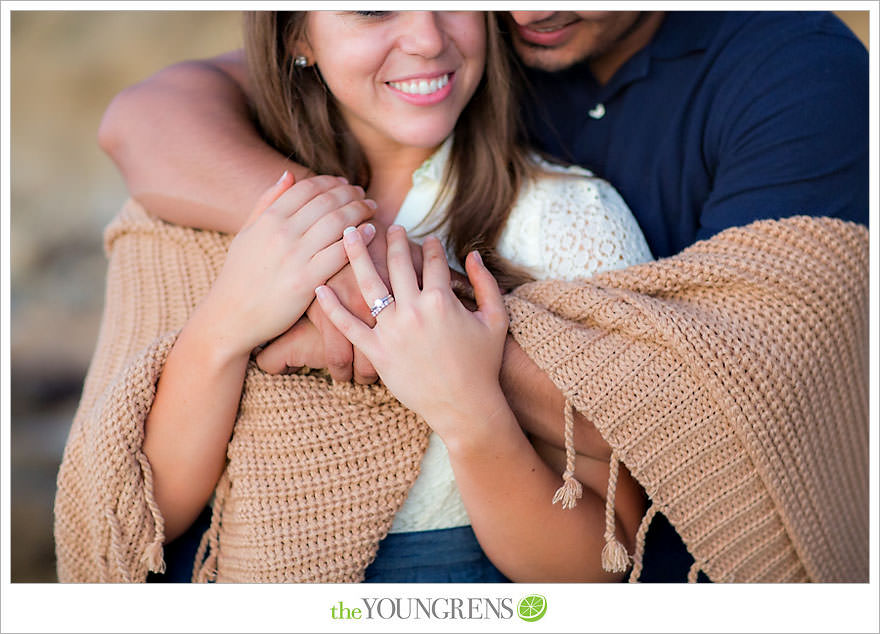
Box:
[388,137,653,533]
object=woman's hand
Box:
[316,224,509,440]
[194,172,376,361]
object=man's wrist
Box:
[499,335,565,432]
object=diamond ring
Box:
[369,293,395,318]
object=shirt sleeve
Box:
[697,24,868,242]
[534,173,654,281]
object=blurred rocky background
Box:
[10,10,242,582]
[8,11,869,583]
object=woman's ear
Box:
[288,34,314,68]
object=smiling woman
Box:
[54,9,656,584]
[299,11,485,153]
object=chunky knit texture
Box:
[506,215,869,582]
[53,201,431,582]
[54,203,868,582]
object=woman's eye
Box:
[353,11,391,19]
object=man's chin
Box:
[512,40,590,72]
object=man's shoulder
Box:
[706,11,865,65]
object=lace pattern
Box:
[389,149,653,534]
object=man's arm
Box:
[697,17,868,238]
[98,49,310,233]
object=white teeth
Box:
[389,73,449,95]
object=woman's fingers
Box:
[465,250,508,331]
[290,183,375,236]
[342,226,393,319]
[309,223,376,284]
[299,198,376,255]
[315,286,375,357]
[243,170,295,229]
[385,225,419,303]
[265,174,356,222]
[421,235,451,291]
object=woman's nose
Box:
[510,11,556,26]
[398,11,447,58]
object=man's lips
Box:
[515,19,580,47]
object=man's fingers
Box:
[421,235,451,290]
[255,319,313,375]
[353,348,379,385]
[244,170,295,229]
[318,319,355,383]
[385,225,419,303]
[465,250,508,330]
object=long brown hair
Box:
[243,11,535,289]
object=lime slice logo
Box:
[517,594,547,622]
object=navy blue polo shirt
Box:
[521,11,868,582]
[522,11,869,260]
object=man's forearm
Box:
[98,50,310,233]
[500,335,610,459]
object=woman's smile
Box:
[387,71,454,104]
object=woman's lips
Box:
[386,72,454,105]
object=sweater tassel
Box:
[687,559,703,583]
[137,452,166,574]
[551,400,584,510]
[601,451,631,573]
[193,470,230,583]
[628,503,657,583]
[143,540,165,574]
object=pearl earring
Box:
[294,56,308,68]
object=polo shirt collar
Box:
[599,11,722,99]
[649,12,723,59]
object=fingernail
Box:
[387,224,403,234]
[362,223,376,239]
[343,226,359,242]
[315,285,328,299]
[355,185,365,196]
[276,170,289,184]
[471,250,483,266]
[364,199,378,209]
[337,176,348,184]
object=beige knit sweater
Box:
[54,201,868,582]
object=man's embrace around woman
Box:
[55,10,868,583]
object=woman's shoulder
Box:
[498,154,653,280]
[527,152,596,179]
[513,153,633,225]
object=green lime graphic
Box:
[517,594,547,622]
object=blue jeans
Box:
[147,509,508,583]
[364,526,509,583]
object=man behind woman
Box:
[55,11,653,582]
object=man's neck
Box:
[590,12,665,86]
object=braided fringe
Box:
[105,507,132,582]
[628,504,657,583]
[551,400,583,510]
[601,451,631,573]
[137,452,166,574]
[688,559,702,583]
[193,471,231,583]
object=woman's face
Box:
[301,11,485,155]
